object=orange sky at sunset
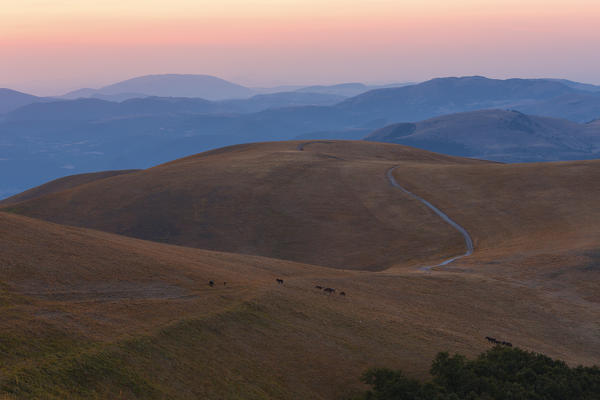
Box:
[2,0,599,95]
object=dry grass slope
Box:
[2,141,600,398]
[3,141,485,270]
[1,211,599,399]
[0,169,139,206]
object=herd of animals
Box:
[314,285,345,296]
[207,280,510,346]
[485,336,513,347]
[208,279,346,296]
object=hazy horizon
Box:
[5,72,600,98]
[2,0,599,96]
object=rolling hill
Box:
[2,140,599,398]
[2,141,483,270]
[5,140,600,278]
[365,109,600,162]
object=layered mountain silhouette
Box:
[365,109,600,162]
[0,88,44,114]
[61,74,255,101]
[546,79,600,92]
[2,76,600,198]
[294,82,412,97]
[337,76,600,123]
[60,75,409,101]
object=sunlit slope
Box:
[390,159,600,255]
[1,211,598,399]
[4,141,484,270]
[389,159,600,302]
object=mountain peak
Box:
[62,74,255,101]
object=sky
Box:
[2,0,600,95]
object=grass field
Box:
[1,141,599,398]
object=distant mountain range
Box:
[61,74,255,101]
[337,76,600,123]
[546,79,600,92]
[365,109,600,162]
[0,88,46,114]
[1,75,600,198]
[58,74,410,101]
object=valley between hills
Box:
[1,140,599,398]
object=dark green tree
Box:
[357,346,600,400]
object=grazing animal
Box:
[315,285,323,290]
[323,287,336,294]
[486,336,512,347]
[209,280,214,287]
[339,291,346,296]
[276,278,284,285]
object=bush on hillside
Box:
[358,346,600,400]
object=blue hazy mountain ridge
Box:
[514,92,600,123]
[545,79,600,92]
[0,88,45,114]
[2,76,600,199]
[66,90,152,102]
[219,92,346,112]
[59,74,409,101]
[294,82,414,97]
[365,109,600,162]
[61,74,256,101]
[11,76,600,124]
[5,92,346,122]
[336,76,600,123]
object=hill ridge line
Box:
[386,166,474,270]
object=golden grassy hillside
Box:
[3,141,485,270]
[5,140,600,278]
[388,160,600,302]
[1,211,599,400]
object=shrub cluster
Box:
[358,346,600,400]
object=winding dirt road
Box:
[387,166,474,271]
